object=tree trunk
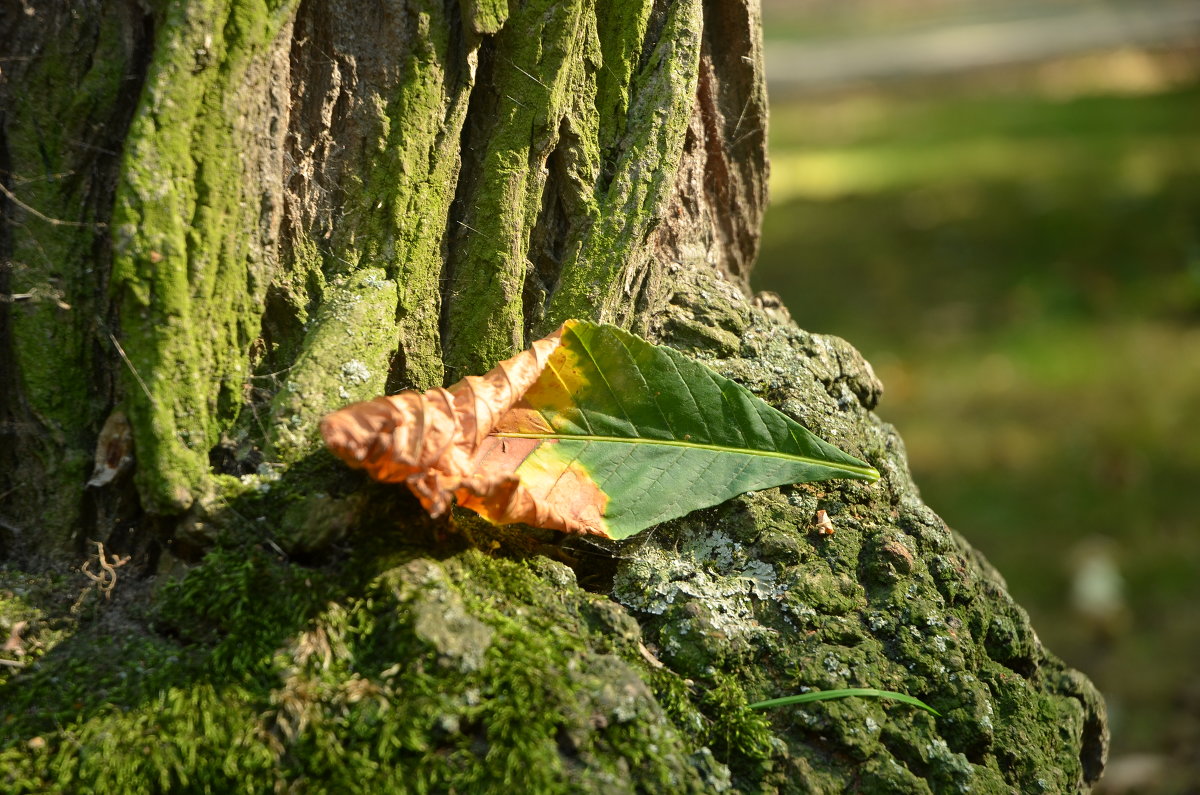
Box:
[1,1,1105,791]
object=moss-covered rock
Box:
[0,546,723,793]
[0,278,1105,792]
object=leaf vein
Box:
[493,433,878,479]
[572,326,638,434]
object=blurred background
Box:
[755,1,1200,791]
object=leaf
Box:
[87,410,134,489]
[748,688,941,717]
[320,320,878,539]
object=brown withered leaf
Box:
[87,410,134,488]
[2,620,28,656]
[320,323,605,535]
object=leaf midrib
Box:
[492,431,879,480]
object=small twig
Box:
[6,169,76,186]
[107,331,155,405]
[732,128,764,149]
[0,181,106,228]
[263,538,287,559]
[508,59,548,89]
[247,364,296,380]
[0,659,25,668]
[730,93,753,140]
[0,287,70,309]
[63,137,119,156]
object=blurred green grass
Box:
[754,71,1200,764]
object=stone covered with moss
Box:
[1,275,1105,792]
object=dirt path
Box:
[764,2,1200,90]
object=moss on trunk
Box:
[0,2,151,552]
[109,0,298,512]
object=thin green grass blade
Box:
[748,688,941,717]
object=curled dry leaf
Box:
[2,620,28,656]
[321,320,878,540]
[319,325,604,534]
[87,410,134,488]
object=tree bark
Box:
[1,1,1105,791]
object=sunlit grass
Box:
[770,134,1200,203]
[768,87,1200,202]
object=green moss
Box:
[441,0,703,369]
[442,0,597,375]
[2,6,140,546]
[0,432,1103,793]
[0,570,75,689]
[293,0,472,393]
[543,0,702,332]
[110,0,298,512]
[220,0,480,472]
[700,675,774,763]
[275,552,717,792]
[0,540,729,793]
[462,0,510,35]
[593,0,654,164]
[265,268,399,462]
[155,544,331,676]
[0,684,277,794]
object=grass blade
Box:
[748,688,941,717]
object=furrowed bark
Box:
[2,0,767,540]
[1,0,153,554]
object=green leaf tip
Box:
[513,320,880,538]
